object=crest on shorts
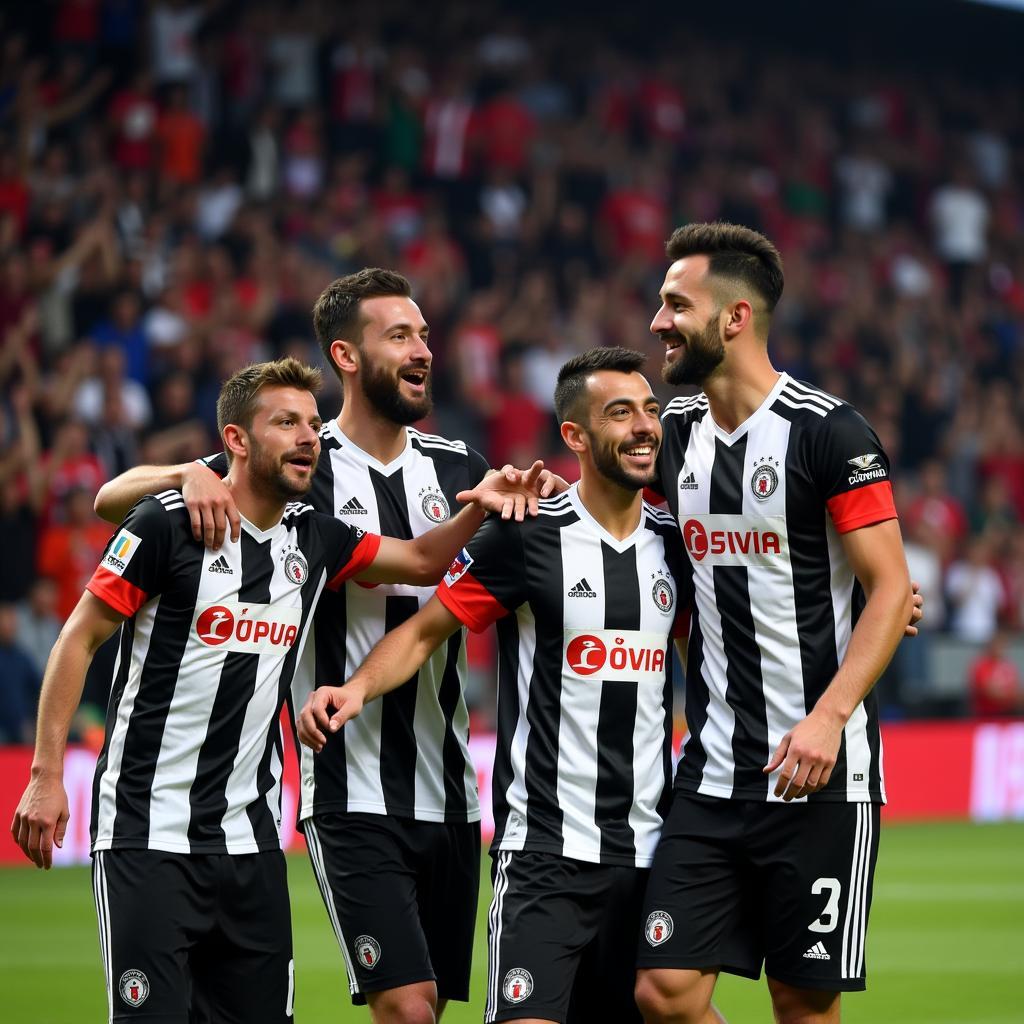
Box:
[750,456,779,501]
[502,968,533,1004]
[354,935,381,970]
[645,911,674,947]
[420,487,450,523]
[119,969,150,1007]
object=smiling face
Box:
[244,385,322,500]
[576,370,663,491]
[650,255,727,388]
[354,295,433,424]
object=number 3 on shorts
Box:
[808,878,841,933]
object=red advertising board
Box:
[1,720,1021,866]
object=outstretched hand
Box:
[457,460,558,520]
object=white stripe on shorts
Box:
[841,804,872,979]
[92,851,114,1023]
[485,851,512,1023]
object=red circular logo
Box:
[566,634,607,675]
[196,605,235,645]
[682,519,709,561]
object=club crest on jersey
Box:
[354,935,381,970]
[103,528,142,576]
[119,969,150,1007]
[750,456,780,500]
[444,549,473,587]
[419,487,450,523]
[502,968,534,1004]
[284,551,308,585]
[847,453,887,484]
[645,911,674,946]
[651,576,674,614]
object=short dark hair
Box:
[665,222,784,317]
[554,346,647,424]
[311,268,413,380]
[217,357,322,462]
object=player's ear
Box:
[560,420,587,455]
[223,423,248,461]
[724,300,751,339]
[330,339,359,376]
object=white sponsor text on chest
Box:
[192,601,303,653]
[564,629,667,683]
[680,514,788,566]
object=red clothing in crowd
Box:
[969,652,1022,717]
[37,519,113,621]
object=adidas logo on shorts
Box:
[208,555,233,574]
[567,578,597,598]
[803,941,830,961]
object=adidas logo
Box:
[803,942,830,961]
[679,471,698,490]
[567,578,597,598]
[208,555,233,574]
[340,497,368,515]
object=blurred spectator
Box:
[929,163,989,307]
[156,85,205,186]
[15,577,61,678]
[486,344,551,471]
[150,0,203,87]
[0,478,37,603]
[946,536,1006,645]
[0,602,40,743]
[968,632,1023,717]
[73,344,151,431]
[32,418,106,525]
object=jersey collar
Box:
[324,419,413,475]
[706,371,789,445]
[568,483,647,554]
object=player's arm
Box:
[11,592,124,869]
[765,519,912,800]
[355,461,549,585]
[297,595,463,751]
[94,458,240,549]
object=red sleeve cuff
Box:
[86,566,147,617]
[437,573,508,633]
[328,532,382,590]
[827,481,898,534]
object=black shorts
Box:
[636,792,881,992]
[485,850,648,1024]
[92,849,293,1023]
[303,812,479,1004]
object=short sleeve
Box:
[86,496,172,616]
[196,452,229,478]
[813,405,897,534]
[437,516,527,633]
[467,446,491,488]
[322,518,383,590]
[662,529,694,637]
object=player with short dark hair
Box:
[634,223,914,1024]
[297,347,707,1024]
[13,357,538,1024]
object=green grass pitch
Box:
[2,821,1021,1023]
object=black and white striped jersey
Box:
[437,484,691,868]
[86,490,379,855]
[656,372,898,804]
[201,420,488,824]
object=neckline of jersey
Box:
[239,513,282,542]
[567,482,647,553]
[706,371,789,445]
[326,419,412,475]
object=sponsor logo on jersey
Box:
[803,941,831,960]
[750,456,780,500]
[681,515,786,566]
[652,577,674,613]
[567,577,597,598]
[679,470,698,491]
[193,602,302,652]
[354,935,381,970]
[339,496,368,515]
[103,528,142,577]
[119,969,150,1007]
[564,630,667,683]
[847,453,887,485]
[443,549,473,587]
[502,968,534,1004]
[207,554,233,574]
[284,552,308,585]
[645,911,674,946]
[419,487,450,523]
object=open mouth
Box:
[622,443,657,464]
[400,367,429,391]
[662,332,685,354]
[285,453,314,472]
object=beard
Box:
[361,355,433,425]
[589,432,659,492]
[248,439,315,501]
[661,310,726,387]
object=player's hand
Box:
[457,460,550,521]
[763,709,842,801]
[182,463,240,549]
[904,580,924,638]
[297,685,365,752]
[11,771,69,869]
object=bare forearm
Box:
[348,619,450,703]
[95,464,189,522]
[400,504,486,585]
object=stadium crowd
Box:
[1,0,1023,741]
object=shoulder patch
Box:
[102,527,143,576]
